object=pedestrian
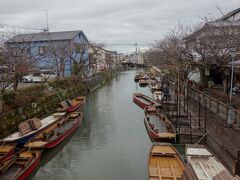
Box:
[162,85,170,102]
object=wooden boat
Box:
[134,72,142,82]
[139,79,148,87]
[150,83,161,92]
[134,75,140,82]
[153,91,162,102]
[148,79,156,86]
[0,154,17,175]
[148,143,185,180]
[59,96,86,113]
[25,112,82,149]
[144,106,176,142]
[0,150,41,180]
[145,71,152,77]
[1,112,65,145]
[185,144,238,180]
[133,93,161,109]
[0,145,15,163]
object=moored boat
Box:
[134,72,142,82]
[133,93,161,109]
[1,112,65,145]
[0,150,41,180]
[0,145,15,163]
[134,75,140,82]
[148,143,185,180]
[149,83,161,92]
[144,106,176,142]
[59,96,86,113]
[147,79,156,86]
[139,79,148,87]
[25,112,82,149]
[0,154,17,175]
[185,144,238,180]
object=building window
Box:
[39,46,46,55]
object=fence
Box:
[167,76,240,127]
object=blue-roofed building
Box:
[7,30,89,76]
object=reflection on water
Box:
[33,70,154,180]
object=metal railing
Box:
[167,76,240,127]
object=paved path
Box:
[187,97,240,175]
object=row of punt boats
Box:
[149,143,240,180]
[135,71,157,88]
[134,93,240,179]
[133,93,176,142]
[0,96,86,179]
[133,71,240,179]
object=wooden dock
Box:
[164,85,240,176]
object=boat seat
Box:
[76,97,84,101]
[26,141,47,148]
[0,146,13,152]
[70,112,80,118]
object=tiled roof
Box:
[8,30,86,43]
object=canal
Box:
[33,70,153,180]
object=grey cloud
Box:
[0,0,239,52]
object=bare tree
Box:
[68,42,89,76]
[184,20,240,91]
[0,53,13,94]
[47,41,91,78]
[47,41,70,77]
[2,32,46,90]
[147,24,192,84]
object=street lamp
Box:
[228,48,237,125]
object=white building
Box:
[89,46,118,72]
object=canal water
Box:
[33,70,153,180]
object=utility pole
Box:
[135,43,138,65]
[228,49,237,126]
[44,9,49,32]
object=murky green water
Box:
[32,70,155,180]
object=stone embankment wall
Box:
[0,68,122,138]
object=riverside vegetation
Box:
[0,68,121,138]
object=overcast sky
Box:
[0,0,239,53]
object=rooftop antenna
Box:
[44,9,49,32]
[216,6,225,16]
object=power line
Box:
[104,43,149,46]
[0,23,44,31]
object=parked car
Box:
[40,70,57,80]
[22,70,57,83]
[22,73,46,83]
